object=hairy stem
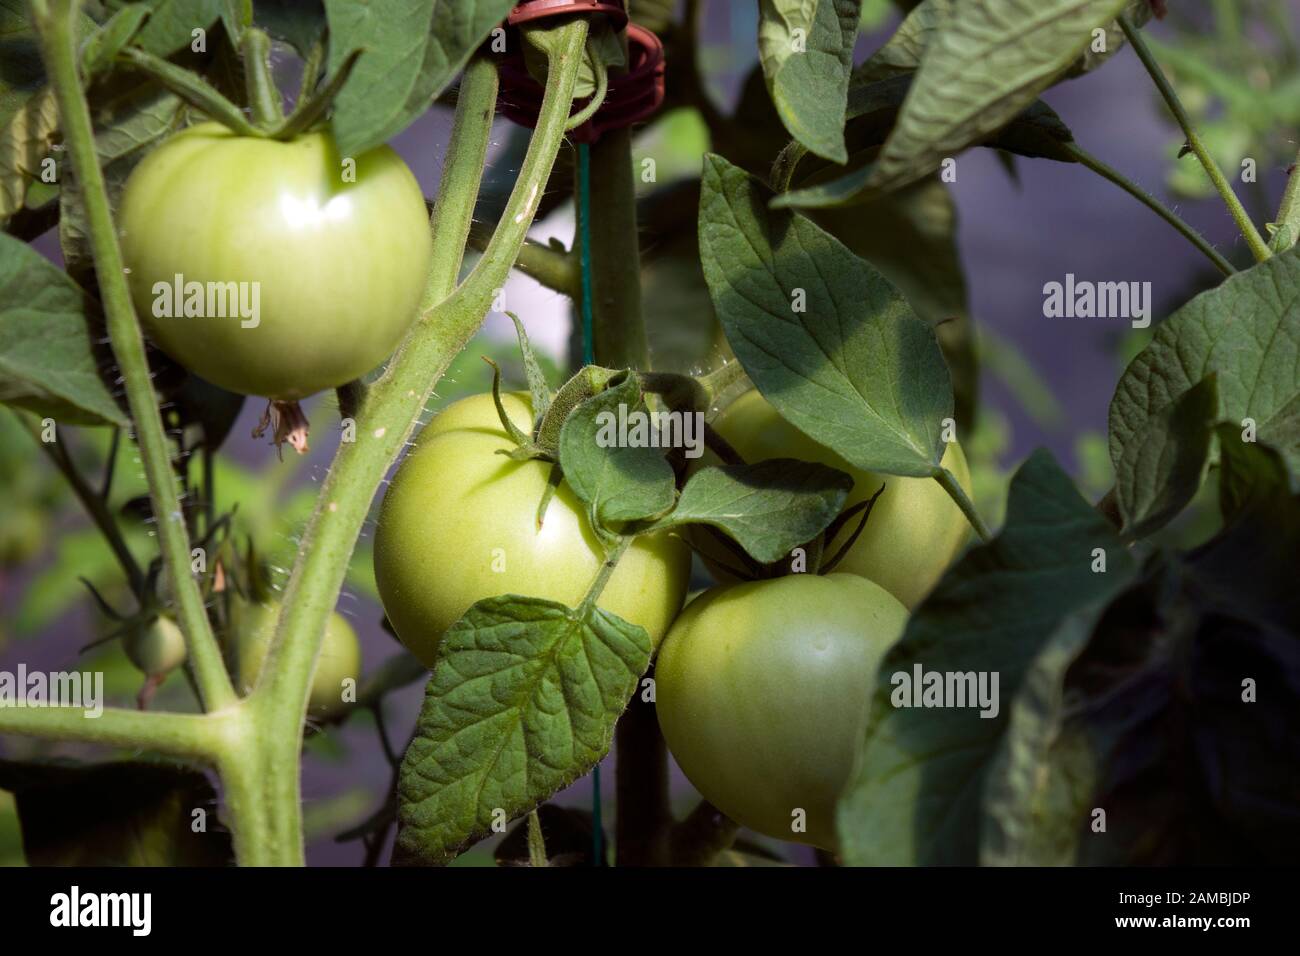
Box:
[0,703,229,761]
[467,222,579,298]
[249,23,589,867]
[1118,15,1271,263]
[1065,142,1235,277]
[241,27,282,125]
[31,0,236,712]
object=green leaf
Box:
[1067,0,1152,77]
[836,449,1137,865]
[979,595,1118,865]
[0,233,128,426]
[130,0,224,57]
[1114,373,1218,538]
[699,153,952,477]
[558,374,677,526]
[393,595,651,866]
[326,0,516,158]
[1216,424,1296,523]
[757,0,861,163]
[860,0,1127,195]
[0,86,57,221]
[80,3,151,78]
[250,0,324,57]
[852,0,955,84]
[1109,250,1300,480]
[647,459,852,563]
[0,759,232,865]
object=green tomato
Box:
[234,601,362,714]
[118,123,432,400]
[373,392,692,668]
[703,389,973,608]
[123,615,188,677]
[656,573,908,850]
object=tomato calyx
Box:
[252,400,310,458]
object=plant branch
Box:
[1065,142,1235,277]
[32,0,236,713]
[467,221,580,298]
[1118,15,1271,263]
[0,703,228,761]
[16,412,144,596]
[249,22,589,867]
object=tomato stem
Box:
[935,464,991,543]
[1064,142,1235,277]
[31,0,237,713]
[1118,15,1272,263]
[241,27,283,126]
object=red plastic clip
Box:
[508,0,629,32]
[495,22,666,144]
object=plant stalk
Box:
[241,27,282,125]
[1118,15,1272,263]
[31,0,236,713]
[1065,142,1235,277]
[249,22,589,866]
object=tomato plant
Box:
[0,0,1295,888]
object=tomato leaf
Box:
[325,0,516,158]
[393,595,650,866]
[988,489,1300,864]
[558,375,677,527]
[1114,373,1218,539]
[0,233,128,427]
[80,3,152,78]
[699,153,952,478]
[757,0,860,164]
[130,0,225,57]
[0,87,57,223]
[647,459,852,563]
[836,449,1137,865]
[1109,250,1300,481]
[1216,424,1296,523]
[979,594,1120,865]
[859,0,1127,196]
[0,759,232,866]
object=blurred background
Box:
[2,0,1298,865]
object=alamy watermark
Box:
[1042,273,1151,328]
[594,403,705,459]
[889,663,1000,719]
[151,273,260,328]
[0,665,104,718]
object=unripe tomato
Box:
[703,390,972,608]
[123,615,188,677]
[373,392,692,667]
[656,573,908,849]
[118,123,432,400]
[234,600,361,714]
